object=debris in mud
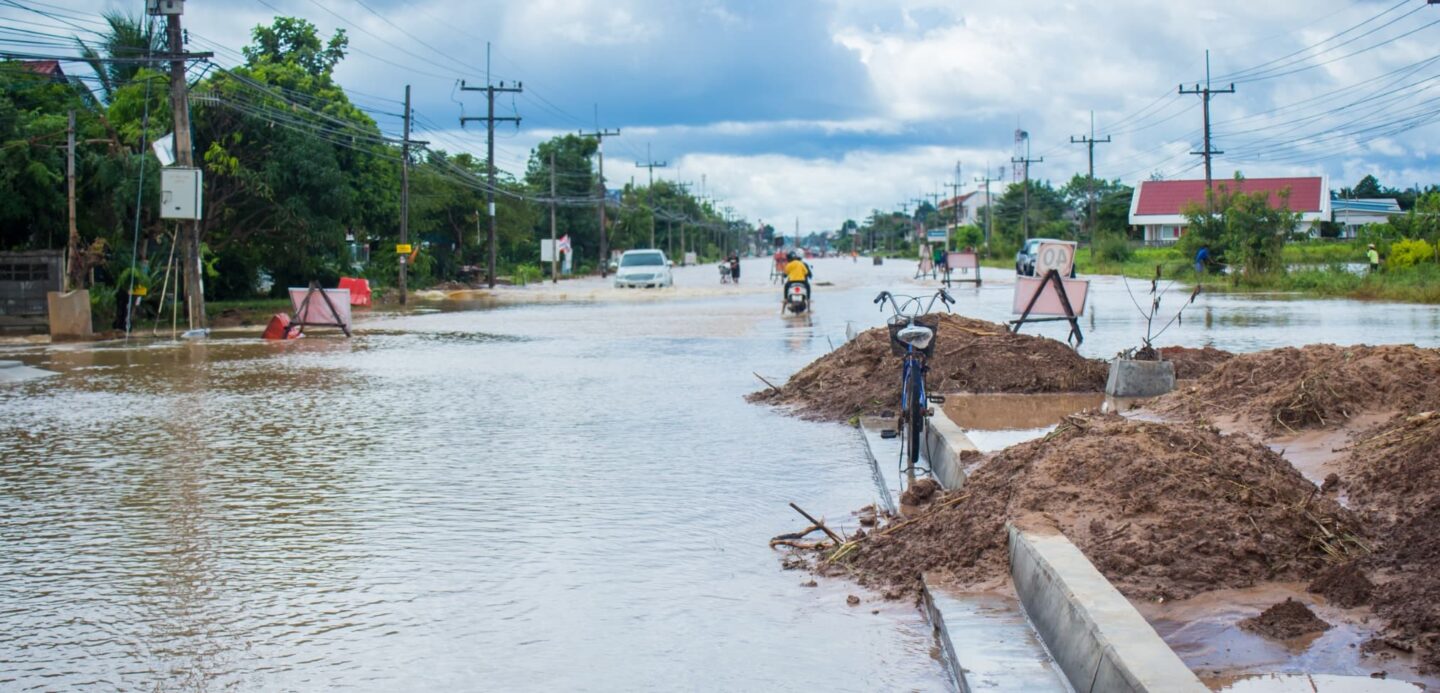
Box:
[1321,473,1340,493]
[1240,598,1332,640]
[1158,345,1234,379]
[898,478,940,507]
[1307,562,1373,608]
[846,595,860,606]
[1341,411,1440,517]
[747,314,1107,421]
[789,413,1361,602]
[1153,344,1440,434]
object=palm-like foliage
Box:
[74,12,164,104]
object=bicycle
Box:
[873,288,955,486]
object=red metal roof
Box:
[18,60,63,78]
[1134,177,1324,216]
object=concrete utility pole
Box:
[459,47,522,288]
[1011,147,1043,240]
[65,109,77,291]
[162,5,211,330]
[399,85,411,304]
[1180,50,1234,196]
[976,167,996,246]
[577,126,620,275]
[635,143,667,248]
[944,172,963,249]
[549,151,558,283]
[1071,112,1111,246]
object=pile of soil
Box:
[1307,562,1373,608]
[749,314,1108,421]
[821,413,1361,601]
[1332,411,1440,667]
[1158,345,1234,380]
[1240,598,1331,640]
[1152,344,1440,434]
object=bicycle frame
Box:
[874,288,954,486]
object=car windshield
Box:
[621,252,664,267]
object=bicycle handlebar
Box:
[875,288,953,320]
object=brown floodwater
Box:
[4,258,1440,690]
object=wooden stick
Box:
[754,372,781,392]
[789,502,844,544]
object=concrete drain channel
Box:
[858,394,1423,693]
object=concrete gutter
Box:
[0,359,57,384]
[1008,525,1206,693]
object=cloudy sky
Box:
[9,0,1440,230]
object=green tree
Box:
[1181,174,1301,276]
[75,12,164,104]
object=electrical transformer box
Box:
[160,167,203,220]
[146,0,183,15]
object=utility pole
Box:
[459,46,522,288]
[944,169,963,250]
[1071,111,1111,247]
[549,151,558,284]
[976,167,996,246]
[1180,50,1234,196]
[159,3,213,331]
[635,144,667,249]
[577,126,620,275]
[65,109,77,291]
[399,85,411,304]
[1011,147,1043,240]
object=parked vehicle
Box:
[873,288,955,485]
[1014,238,1077,277]
[613,250,673,288]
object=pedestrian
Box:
[1194,245,1210,274]
[1367,243,1381,273]
[728,254,740,283]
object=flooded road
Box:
[3,257,1439,690]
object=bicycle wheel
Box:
[906,358,925,479]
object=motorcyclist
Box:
[782,251,812,305]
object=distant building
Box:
[938,190,993,229]
[16,60,67,82]
[1331,197,1402,238]
[1128,176,1330,244]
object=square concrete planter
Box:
[1105,358,1176,398]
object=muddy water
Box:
[4,257,1440,690]
[0,261,951,691]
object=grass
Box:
[206,298,290,317]
[979,240,1440,304]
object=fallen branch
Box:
[754,372,782,392]
[789,502,845,544]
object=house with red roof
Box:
[1128,176,1330,244]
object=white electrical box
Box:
[146,0,184,15]
[160,167,203,220]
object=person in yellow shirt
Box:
[783,252,812,303]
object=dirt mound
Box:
[1333,412,1440,667]
[825,413,1361,601]
[749,314,1107,421]
[1341,411,1440,519]
[1159,345,1234,379]
[1307,562,1373,608]
[899,478,940,507]
[1152,344,1440,434]
[1241,598,1331,640]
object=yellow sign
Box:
[396,244,413,254]
[131,285,148,297]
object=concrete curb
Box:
[923,403,977,490]
[1007,525,1206,693]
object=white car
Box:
[613,250,674,288]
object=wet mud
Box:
[747,314,1107,421]
[1239,598,1331,640]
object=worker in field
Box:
[1368,244,1381,273]
[1194,245,1210,274]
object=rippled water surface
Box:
[3,258,1439,690]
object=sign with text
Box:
[948,251,979,272]
[395,243,413,254]
[1034,241,1076,277]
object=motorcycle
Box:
[783,282,810,314]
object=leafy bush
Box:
[952,225,984,250]
[511,263,542,286]
[1095,233,1133,263]
[1387,238,1435,269]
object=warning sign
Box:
[395,243,413,254]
